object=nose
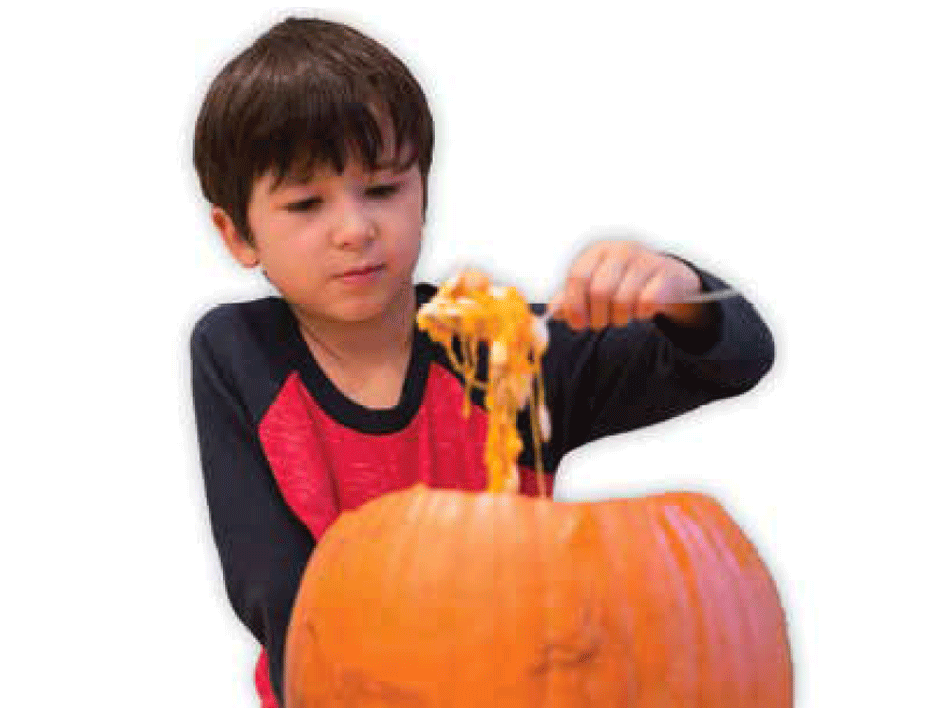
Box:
[330,196,376,251]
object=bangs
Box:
[260,83,423,191]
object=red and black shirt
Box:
[190,263,774,707]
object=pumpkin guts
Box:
[417,270,552,494]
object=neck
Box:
[292,286,417,369]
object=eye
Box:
[286,197,322,213]
[366,183,399,199]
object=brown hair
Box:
[193,16,435,243]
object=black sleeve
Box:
[190,319,314,706]
[539,258,775,469]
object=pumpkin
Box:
[284,484,792,707]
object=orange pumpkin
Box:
[284,484,792,707]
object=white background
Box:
[3,1,942,705]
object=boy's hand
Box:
[549,240,706,330]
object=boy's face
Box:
[213,139,424,327]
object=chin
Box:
[331,296,394,323]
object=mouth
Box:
[338,263,385,287]
[337,263,385,279]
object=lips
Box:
[335,263,386,286]
[339,263,384,278]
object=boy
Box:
[190,15,774,708]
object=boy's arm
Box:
[540,257,775,467]
[191,322,313,705]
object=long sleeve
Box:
[539,259,775,470]
[191,319,314,705]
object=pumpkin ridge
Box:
[531,504,609,706]
[430,491,465,705]
[584,502,634,704]
[655,499,710,707]
[687,496,762,706]
[639,496,699,706]
[672,497,747,706]
[701,498,792,706]
[531,495,555,708]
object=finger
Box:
[587,254,626,329]
[603,243,643,325]
[608,248,640,325]
[610,283,632,327]
[614,256,660,322]
[636,270,671,320]
[640,277,704,324]
[637,258,702,319]
[562,247,605,329]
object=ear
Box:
[211,206,260,268]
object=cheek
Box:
[390,189,424,256]
[257,223,324,278]
[386,226,422,278]
[406,229,423,267]
[402,214,424,262]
